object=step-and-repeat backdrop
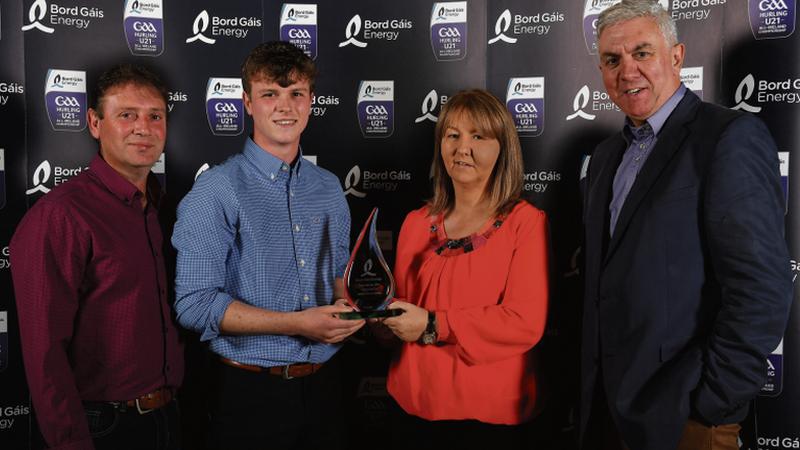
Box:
[1,0,798,449]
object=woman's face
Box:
[440,111,501,192]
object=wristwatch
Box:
[419,311,438,345]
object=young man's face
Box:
[88,83,167,180]
[243,75,312,157]
[597,17,684,126]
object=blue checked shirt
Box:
[172,138,351,366]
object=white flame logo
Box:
[26,160,52,195]
[731,74,761,113]
[194,163,210,181]
[488,10,517,44]
[21,0,55,33]
[566,85,596,121]
[415,89,439,123]
[339,15,367,48]
[186,10,216,44]
[344,165,366,198]
[361,258,377,277]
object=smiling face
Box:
[440,111,501,193]
[243,75,312,161]
[88,82,167,184]
[598,16,684,126]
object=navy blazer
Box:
[581,91,792,450]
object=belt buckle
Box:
[135,398,155,415]
[282,365,294,380]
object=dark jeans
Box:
[210,355,346,450]
[390,406,526,450]
[83,399,181,450]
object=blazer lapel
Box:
[605,91,701,263]
[587,135,626,257]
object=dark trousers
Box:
[83,399,181,450]
[390,406,526,450]
[210,355,346,450]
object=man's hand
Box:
[383,301,427,342]
[292,300,365,344]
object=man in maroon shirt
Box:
[10,64,184,450]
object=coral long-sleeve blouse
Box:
[387,200,549,425]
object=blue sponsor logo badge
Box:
[0,311,7,372]
[749,0,796,39]
[506,77,544,137]
[779,151,789,214]
[0,149,5,210]
[681,67,703,100]
[430,2,467,61]
[205,78,244,136]
[357,81,394,138]
[44,69,87,132]
[761,339,784,396]
[280,4,318,59]
[153,153,166,190]
[124,0,164,56]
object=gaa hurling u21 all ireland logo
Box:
[124,0,165,56]
[430,1,467,61]
[280,4,318,59]
[506,77,544,137]
[583,0,618,55]
[206,78,244,136]
[583,0,668,53]
[0,311,8,371]
[749,0,796,39]
[357,81,394,138]
[44,69,87,132]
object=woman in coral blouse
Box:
[381,89,549,448]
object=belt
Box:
[220,357,323,380]
[110,387,173,414]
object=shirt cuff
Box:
[200,291,234,342]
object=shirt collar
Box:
[623,83,687,142]
[88,153,161,208]
[243,136,304,182]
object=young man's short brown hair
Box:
[241,41,317,94]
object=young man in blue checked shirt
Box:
[172,41,363,450]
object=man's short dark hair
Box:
[241,41,317,95]
[91,64,169,118]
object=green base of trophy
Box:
[339,309,404,320]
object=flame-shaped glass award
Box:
[340,208,402,320]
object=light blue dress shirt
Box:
[609,84,687,235]
[172,137,351,366]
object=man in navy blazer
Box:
[581,1,793,449]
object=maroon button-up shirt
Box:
[10,154,184,450]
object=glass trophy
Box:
[340,208,402,320]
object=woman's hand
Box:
[383,301,429,342]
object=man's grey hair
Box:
[597,0,678,46]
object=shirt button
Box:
[303,294,310,302]
[299,259,306,267]
[294,224,301,232]
[639,143,645,149]
[270,173,276,181]
[290,190,295,197]
[281,164,289,172]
